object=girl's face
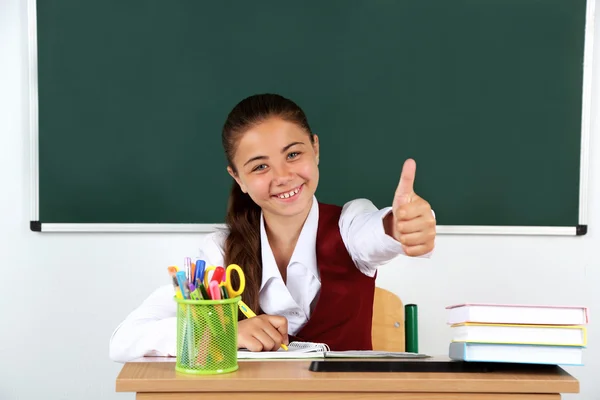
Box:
[227,117,320,220]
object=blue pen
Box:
[194,259,206,285]
[176,271,190,299]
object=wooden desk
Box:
[116,359,579,400]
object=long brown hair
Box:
[221,93,314,317]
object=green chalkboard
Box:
[32,0,591,234]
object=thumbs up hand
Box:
[385,159,436,257]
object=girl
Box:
[109,94,435,362]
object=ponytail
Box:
[224,181,262,319]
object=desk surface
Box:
[115,358,579,395]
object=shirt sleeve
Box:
[108,284,178,363]
[108,231,227,363]
[338,198,435,278]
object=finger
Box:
[396,197,430,220]
[398,230,435,246]
[393,159,416,208]
[402,243,434,257]
[397,216,435,234]
[252,328,278,351]
[240,335,265,352]
[266,315,289,343]
[255,317,286,349]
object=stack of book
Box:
[445,303,589,365]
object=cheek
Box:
[298,161,319,181]
[245,175,272,197]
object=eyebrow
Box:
[243,141,305,167]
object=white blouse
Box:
[109,197,433,363]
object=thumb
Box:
[394,158,416,208]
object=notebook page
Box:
[237,341,328,359]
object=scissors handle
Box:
[224,264,245,298]
[204,265,223,289]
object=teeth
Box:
[278,187,300,199]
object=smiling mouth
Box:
[273,185,302,199]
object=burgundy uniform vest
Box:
[290,202,376,351]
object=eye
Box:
[287,151,301,159]
[252,164,267,172]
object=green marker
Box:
[405,304,418,353]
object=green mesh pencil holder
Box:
[174,296,239,374]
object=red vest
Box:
[290,202,376,351]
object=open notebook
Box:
[237,341,431,359]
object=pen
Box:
[189,283,200,300]
[184,257,192,284]
[238,300,288,351]
[167,266,183,299]
[175,270,194,361]
[190,262,196,286]
[195,280,209,300]
[220,285,229,299]
[238,300,256,318]
[194,259,206,285]
[176,271,190,299]
[208,280,221,300]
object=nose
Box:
[272,163,294,186]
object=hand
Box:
[385,158,436,256]
[238,314,289,352]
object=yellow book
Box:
[450,322,587,346]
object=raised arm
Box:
[339,159,435,277]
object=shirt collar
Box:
[259,196,320,291]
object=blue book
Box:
[448,342,583,366]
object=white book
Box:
[449,342,584,366]
[450,323,587,346]
[446,303,589,325]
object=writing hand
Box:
[238,314,289,352]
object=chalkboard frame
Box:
[27,0,594,235]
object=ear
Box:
[227,166,248,193]
[312,134,320,165]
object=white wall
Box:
[1,0,598,398]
